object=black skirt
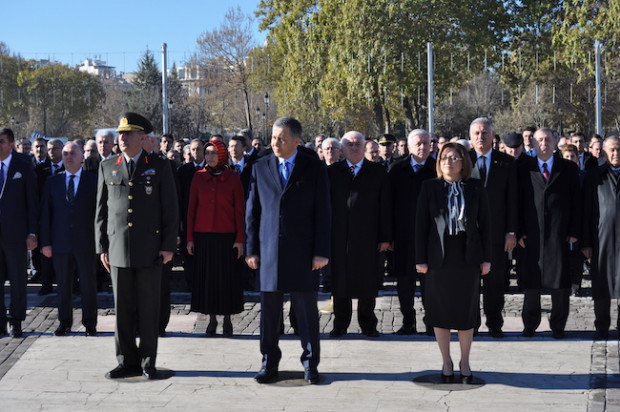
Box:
[191,232,244,315]
[424,232,480,330]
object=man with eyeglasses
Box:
[469,117,518,339]
[321,137,341,165]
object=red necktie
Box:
[542,162,550,182]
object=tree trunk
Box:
[402,96,416,131]
[371,80,384,136]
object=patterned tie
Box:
[542,162,550,182]
[350,164,357,176]
[67,175,75,205]
[128,159,135,177]
[234,164,241,174]
[0,162,5,193]
[413,163,423,173]
[52,163,59,175]
[478,155,487,182]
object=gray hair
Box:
[470,117,493,130]
[407,129,430,146]
[456,139,472,151]
[322,137,341,150]
[341,131,365,144]
[95,129,115,140]
[48,138,63,148]
[603,135,620,148]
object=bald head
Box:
[62,142,84,174]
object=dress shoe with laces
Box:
[9,323,22,338]
[254,367,279,384]
[304,367,320,384]
[395,325,417,335]
[105,365,142,379]
[54,325,71,336]
[143,366,157,380]
[85,327,97,337]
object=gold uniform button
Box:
[128,209,133,213]
[128,222,133,227]
[129,182,134,187]
[155,230,160,234]
[128,195,133,200]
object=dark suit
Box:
[83,154,101,173]
[40,170,98,329]
[582,164,620,334]
[0,155,38,325]
[245,147,331,371]
[328,159,391,333]
[469,149,518,331]
[517,156,580,333]
[389,156,436,332]
[177,161,204,289]
[96,151,178,369]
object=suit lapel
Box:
[268,155,283,192]
[432,181,447,257]
[0,158,16,199]
[547,158,564,186]
[284,151,307,193]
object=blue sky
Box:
[2,0,265,73]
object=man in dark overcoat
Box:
[328,131,391,338]
[245,117,331,385]
[388,129,436,335]
[468,117,518,338]
[96,113,178,379]
[581,136,620,340]
[517,127,580,339]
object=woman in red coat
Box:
[186,140,245,336]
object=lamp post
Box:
[264,92,270,142]
[262,112,266,144]
[255,106,261,139]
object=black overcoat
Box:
[328,159,392,298]
[581,164,620,299]
[388,156,436,277]
[517,156,581,289]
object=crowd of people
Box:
[0,112,618,385]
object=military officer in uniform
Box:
[96,113,178,380]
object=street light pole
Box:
[255,107,261,139]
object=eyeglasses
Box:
[439,156,463,163]
[344,142,363,148]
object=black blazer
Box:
[415,178,492,269]
[40,170,98,253]
[0,155,39,244]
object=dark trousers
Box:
[260,291,320,370]
[159,262,171,333]
[396,274,428,330]
[333,296,377,332]
[522,288,570,332]
[111,265,162,368]
[53,251,97,328]
[594,298,620,333]
[0,242,28,322]
[482,263,507,329]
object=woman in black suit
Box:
[415,142,491,384]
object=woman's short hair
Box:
[436,142,473,180]
[560,143,578,158]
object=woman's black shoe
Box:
[223,316,233,337]
[206,318,217,336]
[441,372,455,383]
[461,373,473,384]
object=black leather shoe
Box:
[143,366,157,380]
[461,373,473,384]
[254,367,279,384]
[395,325,417,335]
[362,329,380,338]
[521,328,535,338]
[441,373,454,383]
[105,365,141,379]
[304,368,320,384]
[223,318,233,337]
[158,329,167,337]
[552,330,565,339]
[488,328,504,339]
[9,323,22,338]
[85,327,97,337]
[329,328,347,338]
[54,325,71,336]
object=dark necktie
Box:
[52,163,59,175]
[542,162,550,182]
[478,156,487,182]
[234,164,241,174]
[413,163,423,173]
[280,161,290,186]
[67,175,75,205]
[0,162,5,193]
[350,164,357,176]
[128,159,135,177]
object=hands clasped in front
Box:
[416,262,491,276]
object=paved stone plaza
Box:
[0,277,618,411]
